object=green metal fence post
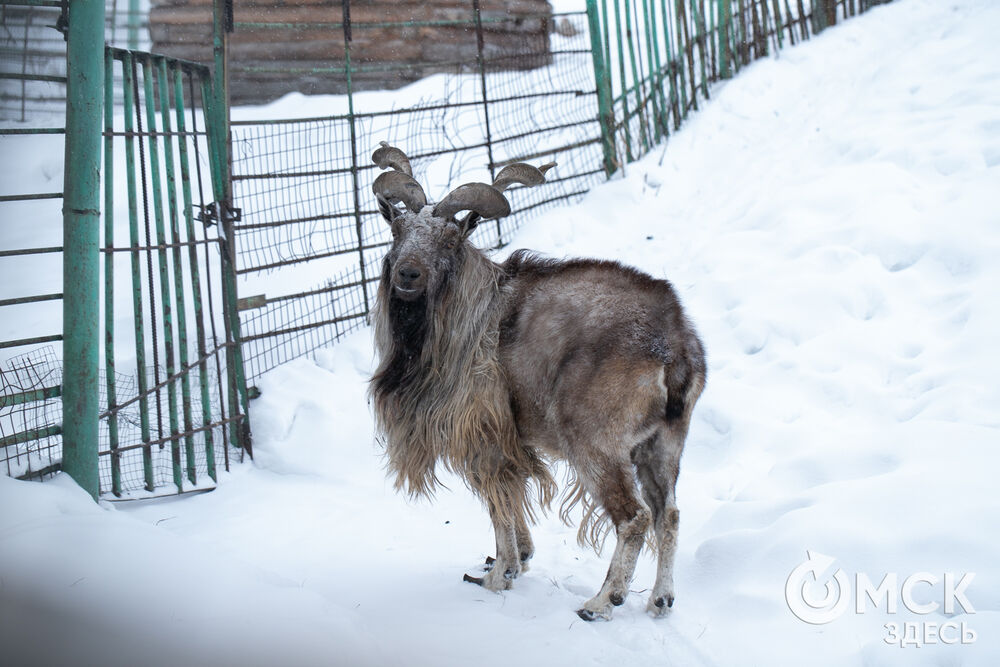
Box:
[586,0,619,175]
[128,0,140,49]
[62,0,105,501]
[103,47,122,497]
[212,0,252,456]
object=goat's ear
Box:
[377,194,401,224]
[460,211,482,236]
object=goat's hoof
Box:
[647,595,675,617]
[463,573,484,586]
[519,552,532,562]
[483,556,495,571]
[609,592,625,606]
[503,568,517,580]
[576,606,612,622]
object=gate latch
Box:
[197,201,242,226]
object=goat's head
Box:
[372,142,554,302]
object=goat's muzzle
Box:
[393,262,426,301]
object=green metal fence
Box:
[97,46,249,497]
[585,0,883,174]
[1,0,249,498]
[224,0,887,385]
[2,0,888,501]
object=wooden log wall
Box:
[150,1,554,104]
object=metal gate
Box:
[1,0,249,498]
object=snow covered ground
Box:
[2,0,1000,665]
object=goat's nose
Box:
[397,265,421,283]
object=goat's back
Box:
[498,251,705,456]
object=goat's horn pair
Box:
[371,142,426,213]
[434,161,557,222]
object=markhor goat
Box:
[369,142,706,621]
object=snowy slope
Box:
[3,0,1000,665]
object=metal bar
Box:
[585,0,618,174]
[233,140,497,179]
[659,0,682,129]
[0,293,62,307]
[612,0,634,161]
[694,0,711,98]
[103,47,121,497]
[0,385,61,409]
[0,334,62,349]
[718,0,732,77]
[769,0,784,51]
[0,246,62,257]
[103,237,220,252]
[235,241,391,275]
[623,0,650,151]
[158,56,196,487]
[242,311,369,344]
[62,0,104,501]
[213,0,253,456]
[640,0,664,141]
[0,73,67,82]
[677,0,698,113]
[174,65,217,482]
[123,53,155,492]
[0,127,64,135]
[232,14,576,31]
[99,342,230,419]
[784,0,797,45]
[233,50,586,76]
[97,414,243,455]
[342,1,370,320]
[108,47,210,77]
[0,192,62,202]
[472,0,500,242]
[128,0,140,49]
[191,74,232,471]
[0,424,62,448]
[142,56,183,493]
[230,89,593,126]
[0,0,63,6]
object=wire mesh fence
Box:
[231,6,605,383]
[1,0,151,121]
[231,0,888,385]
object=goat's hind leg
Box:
[633,421,688,616]
[576,465,651,621]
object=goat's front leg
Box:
[464,503,521,591]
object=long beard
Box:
[372,292,429,397]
